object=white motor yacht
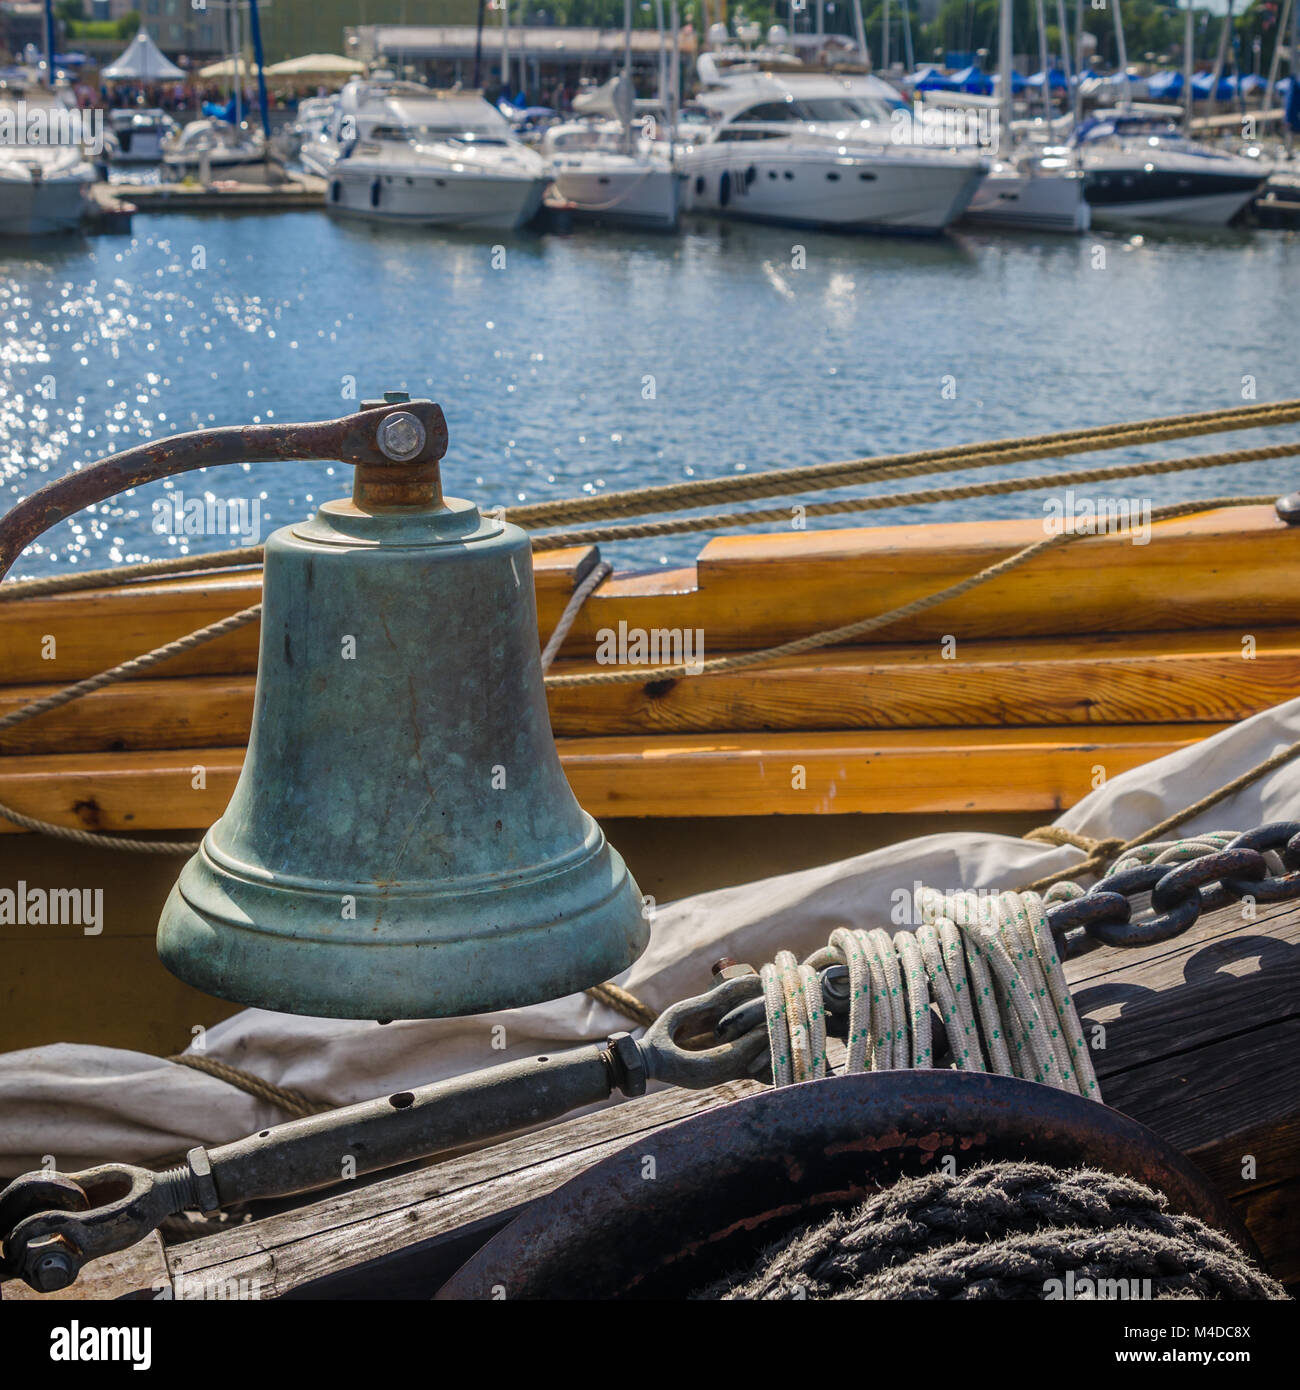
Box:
[274,96,336,163]
[677,66,987,235]
[160,118,268,182]
[1071,111,1269,226]
[308,79,547,230]
[962,150,1090,232]
[545,121,681,229]
[0,89,94,236]
[543,75,680,230]
[106,108,178,164]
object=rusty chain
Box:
[1045,822,1300,958]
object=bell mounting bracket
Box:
[0,394,449,586]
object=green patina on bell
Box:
[157,397,648,1019]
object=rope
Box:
[6,397,1297,601]
[1023,727,1300,893]
[1031,829,1285,911]
[702,1162,1287,1300]
[528,445,1297,551]
[166,1054,329,1119]
[539,561,612,671]
[0,546,264,601]
[545,494,1275,687]
[0,605,260,734]
[761,888,1100,1100]
[585,981,657,1029]
[512,396,1300,529]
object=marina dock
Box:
[85,173,327,231]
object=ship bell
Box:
[156,396,649,1018]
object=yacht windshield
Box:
[368,124,511,146]
[734,94,906,126]
[796,96,907,123]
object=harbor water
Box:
[3,211,1298,578]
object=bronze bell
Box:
[149,397,648,1018]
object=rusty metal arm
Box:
[0,397,450,585]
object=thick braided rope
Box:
[166,1054,328,1119]
[0,545,264,601]
[513,396,1300,529]
[528,447,1295,552]
[3,400,1294,603]
[704,1162,1287,1301]
[759,888,1096,1098]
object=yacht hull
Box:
[549,165,681,229]
[0,173,89,236]
[1083,169,1265,226]
[327,163,547,230]
[680,148,983,234]
[964,169,1090,234]
[110,135,169,164]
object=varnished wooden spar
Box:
[0,724,1224,830]
[0,547,601,686]
[7,894,1290,1299]
[2,629,1298,754]
[0,505,1294,824]
[0,506,1296,685]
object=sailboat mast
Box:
[670,0,680,160]
[1264,0,1290,108]
[502,0,511,97]
[237,0,245,126]
[248,0,270,142]
[1055,0,1074,132]
[473,0,486,88]
[42,0,54,86]
[1035,0,1052,120]
[1183,0,1195,125]
[1112,0,1130,110]
[1073,0,1085,124]
[998,0,1013,155]
[852,0,868,67]
[656,0,667,114]
[1289,0,1299,153]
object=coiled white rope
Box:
[761,888,1101,1101]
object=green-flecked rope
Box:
[763,888,1100,1101]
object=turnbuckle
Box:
[0,976,767,1293]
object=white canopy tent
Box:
[100,29,185,83]
[197,56,256,81]
[264,53,365,78]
